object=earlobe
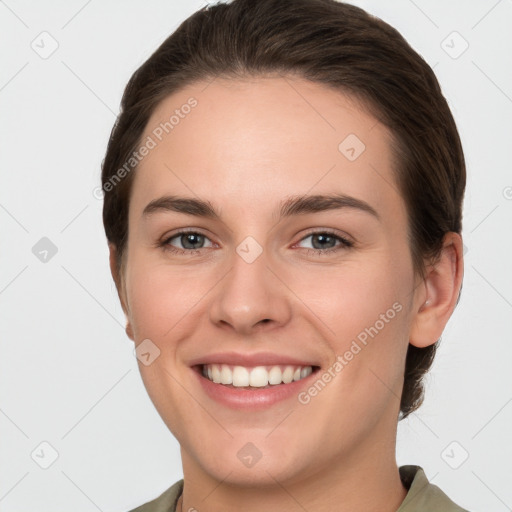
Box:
[125,322,135,341]
[409,232,464,348]
[108,243,135,341]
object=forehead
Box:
[130,76,404,226]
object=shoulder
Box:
[126,479,183,512]
[397,465,470,512]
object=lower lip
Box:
[193,366,320,410]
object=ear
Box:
[108,243,135,341]
[409,232,464,348]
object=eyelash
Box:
[158,228,354,257]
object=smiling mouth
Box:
[195,363,320,389]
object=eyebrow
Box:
[142,193,380,222]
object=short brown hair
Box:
[101,0,466,419]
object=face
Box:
[117,76,425,486]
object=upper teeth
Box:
[202,364,313,387]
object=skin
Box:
[109,76,463,512]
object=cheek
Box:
[123,259,215,437]
[285,253,409,339]
[287,256,411,410]
[125,257,216,342]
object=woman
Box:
[101,0,467,510]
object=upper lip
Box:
[189,351,320,368]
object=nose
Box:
[209,245,292,335]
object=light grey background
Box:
[1,1,511,511]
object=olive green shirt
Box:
[128,465,469,511]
